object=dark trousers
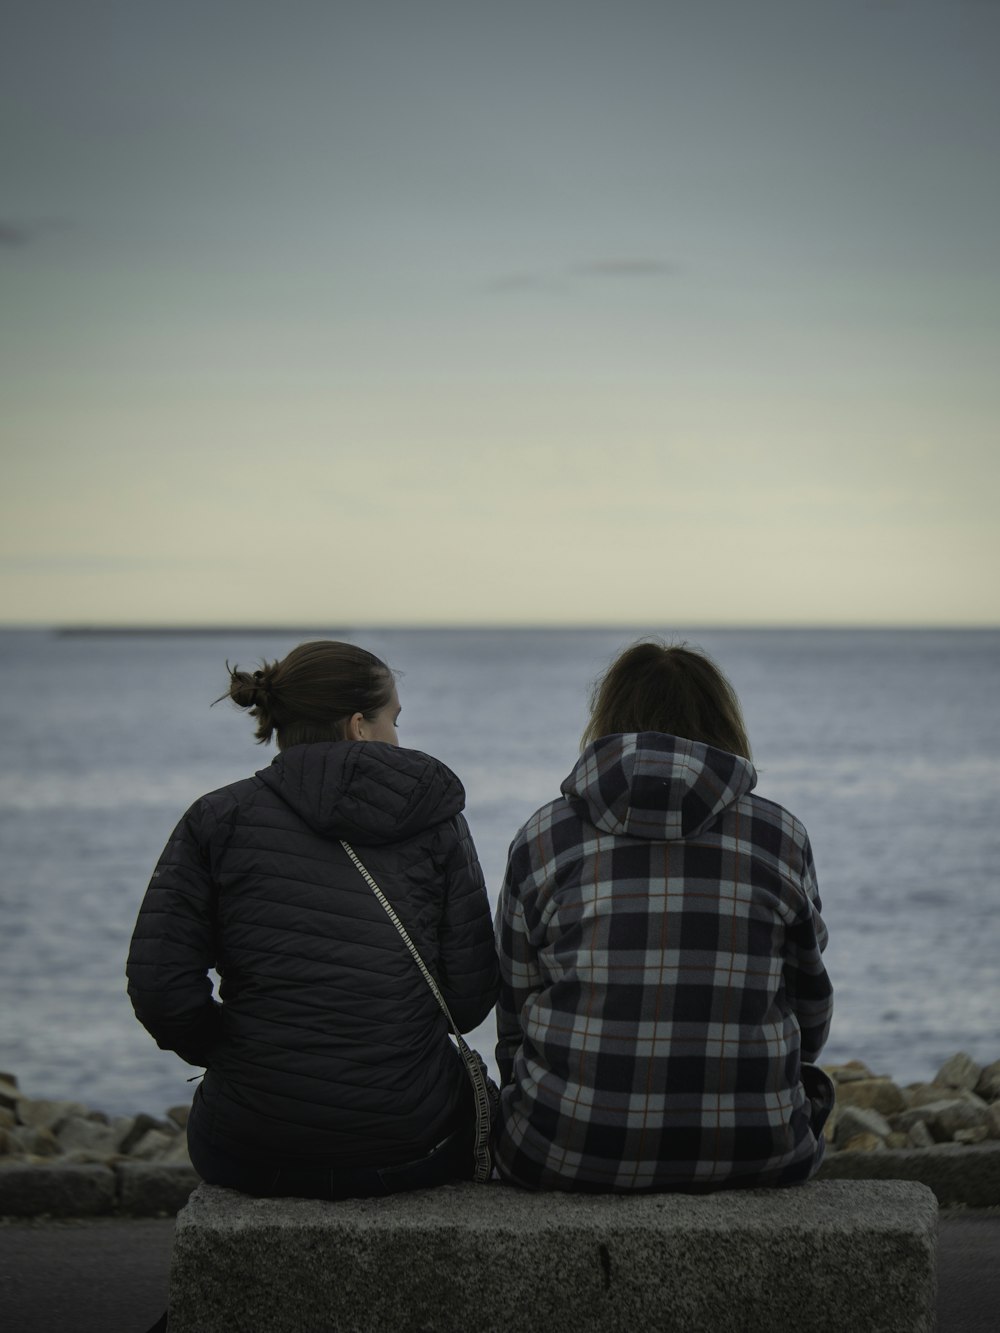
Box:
[186,1114,473,1202]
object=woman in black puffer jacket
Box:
[127,640,499,1200]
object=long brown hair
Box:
[221,640,395,749]
[582,640,752,759]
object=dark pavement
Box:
[1,1209,997,1332]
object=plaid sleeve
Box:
[494,836,542,1087]
[783,833,833,1064]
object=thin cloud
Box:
[485,272,567,294]
[0,555,212,573]
[571,258,676,278]
[0,218,69,248]
[0,222,33,247]
[486,257,676,293]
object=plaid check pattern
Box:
[494,732,833,1192]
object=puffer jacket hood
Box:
[561,731,757,841]
[256,740,465,844]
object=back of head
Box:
[582,639,752,759]
[222,640,395,749]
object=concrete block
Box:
[818,1141,1000,1207]
[0,1164,115,1217]
[169,1179,937,1333]
[116,1162,200,1216]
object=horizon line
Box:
[1,620,998,637]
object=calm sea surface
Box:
[1,627,998,1115]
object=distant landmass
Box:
[55,626,350,638]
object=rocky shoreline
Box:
[822,1051,1000,1152]
[1,1052,999,1216]
[0,1070,193,1171]
[0,1068,198,1217]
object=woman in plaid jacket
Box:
[494,641,834,1193]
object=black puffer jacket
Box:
[126,741,499,1167]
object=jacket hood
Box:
[561,732,756,841]
[256,741,465,844]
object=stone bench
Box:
[168,1178,937,1332]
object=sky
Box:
[2,0,999,627]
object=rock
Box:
[986,1104,1000,1140]
[934,1052,982,1092]
[907,1121,936,1149]
[975,1060,1000,1103]
[7,1126,62,1158]
[885,1132,909,1149]
[954,1126,989,1145]
[128,1129,177,1161]
[841,1132,886,1152]
[166,1104,190,1130]
[834,1078,906,1116]
[823,1061,877,1084]
[834,1105,893,1148]
[113,1115,138,1151]
[159,1133,192,1166]
[896,1104,949,1134]
[904,1083,939,1108]
[847,1105,895,1137]
[0,1107,16,1131]
[110,1115,142,1150]
[897,1099,991,1142]
[0,1077,23,1113]
[56,1115,125,1157]
[934,1101,991,1140]
[118,1114,175,1156]
[906,1084,987,1109]
[17,1099,90,1133]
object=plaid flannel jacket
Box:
[494,732,834,1192]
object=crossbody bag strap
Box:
[340,840,494,1183]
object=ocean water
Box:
[1,626,998,1116]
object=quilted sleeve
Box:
[433,814,500,1033]
[126,802,225,1068]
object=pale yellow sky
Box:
[3,382,995,626]
[3,1,999,627]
